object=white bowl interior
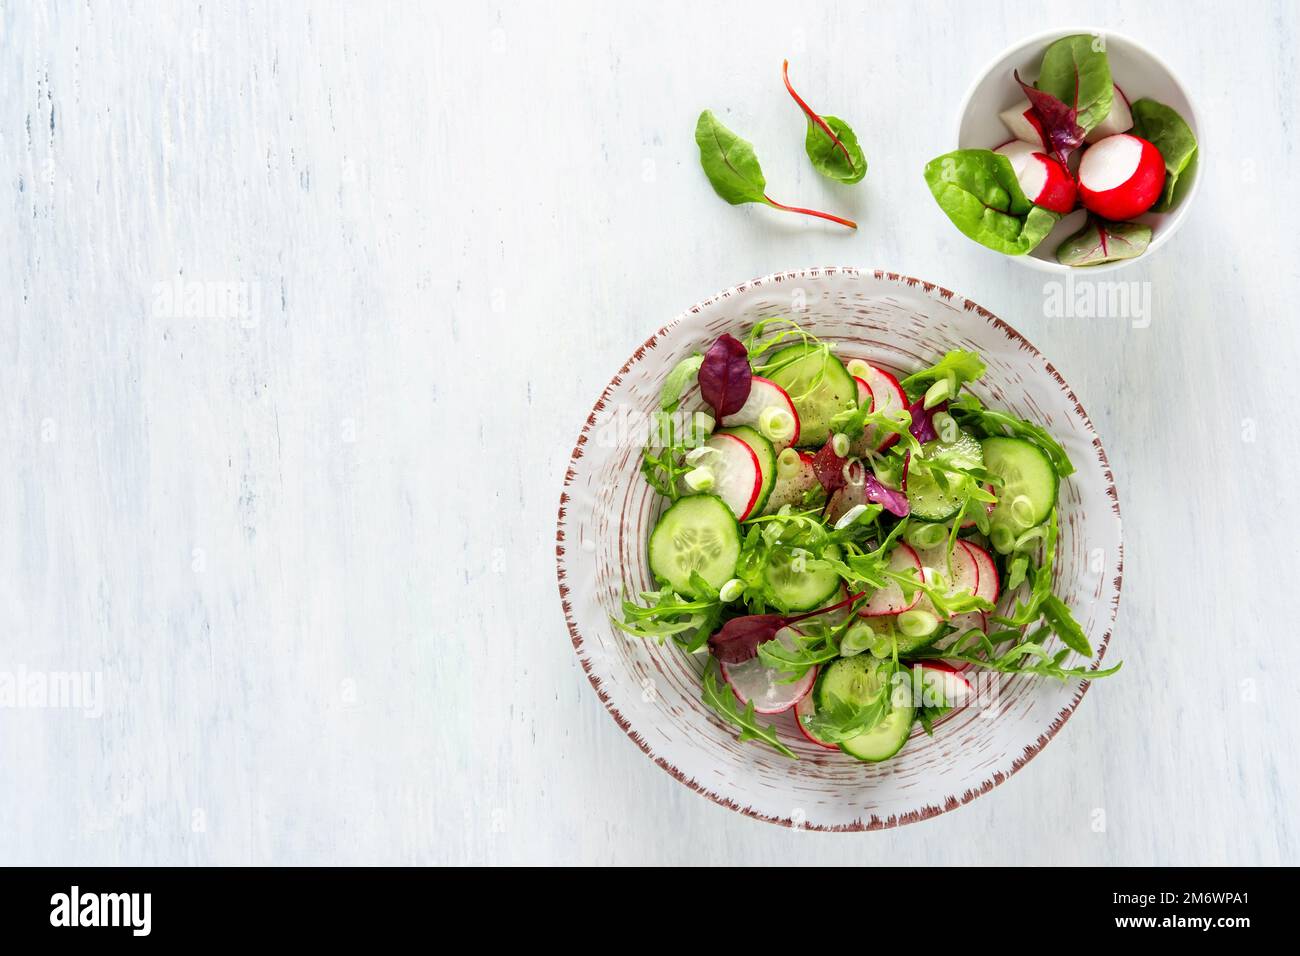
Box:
[557,269,1123,830]
[957,29,1201,274]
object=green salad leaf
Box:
[1035,34,1114,133]
[1055,218,1152,267]
[1130,98,1198,212]
[923,149,1059,255]
[783,59,866,184]
[701,659,797,758]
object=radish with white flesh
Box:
[994,141,1076,214]
[914,661,972,707]
[998,98,1047,148]
[720,376,800,450]
[1084,85,1134,143]
[860,542,923,616]
[853,375,875,413]
[762,449,817,514]
[795,685,840,750]
[720,626,816,714]
[847,363,906,452]
[695,432,762,521]
[914,543,981,607]
[960,540,1000,603]
[1077,133,1166,220]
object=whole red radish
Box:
[1077,134,1166,220]
[994,141,1077,214]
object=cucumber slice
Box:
[815,654,891,710]
[904,430,984,521]
[763,344,857,447]
[717,425,776,519]
[840,699,915,762]
[764,543,842,611]
[647,495,741,598]
[982,436,1058,533]
[860,614,942,658]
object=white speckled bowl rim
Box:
[556,268,1122,830]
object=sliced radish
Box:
[1084,85,1134,144]
[855,364,906,452]
[1077,133,1166,220]
[859,542,922,616]
[960,540,1000,603]
[794,684,840,750]
[994,141,1077,214]
[720,376,800,450]
[700,432,763,521]
[913,661,972,707]
[913,543,980,604]
[998,98,1047,149]
[853,375,875,412]
[720,626,816,714]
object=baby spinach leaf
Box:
[1130,98,1198,212]
[695,109,768,205]
[1055,218,1151,267]
[659,354,703,412]
[783,61,866,184]
[695,109,857,228]
[1035,33,1114,133]
[923,149,1058,255]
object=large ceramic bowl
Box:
[956,27,1201,273]
[556,268,1122,830]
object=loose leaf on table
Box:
[701,659,797,758]
[783,60,866,184]
[1034,33,1115,133]
[698,333,752,417]
[923,149,1059,255]
[1130,98,1199,212]
[1014,70,1087,168]
[1055,217,1151,267]
[695,110,857,229]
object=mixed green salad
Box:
[617,319,1119,763]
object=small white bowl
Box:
[956,27,1201,274]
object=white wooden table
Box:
[2,0,1296,865]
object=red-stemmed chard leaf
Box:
[708,614,787,664]
[811,439,848,492]
[1014,70,1086,168]
[698,333,752,417]
[863,473,909,517]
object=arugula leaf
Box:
[1056,218,1151,267]
[695,110,857,229]
[613,586,722,651]
[701,660,797,758]
[946,393,1075,477]
[782,60,866,185]
[1130,98,1198,212]
[923,149,1059,256]
[802,687,889,744]
[1034,34,1115,133]
[1040,593,1093,656]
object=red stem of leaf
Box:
[783,59,854,169]
[763,194,857,229]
